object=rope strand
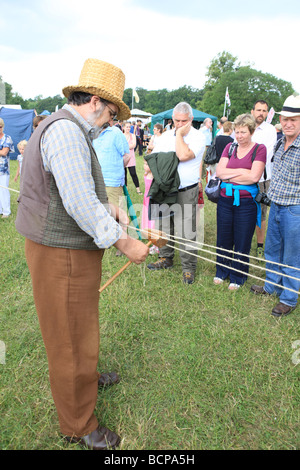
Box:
[125,224,300,292]
[4,184,300,294]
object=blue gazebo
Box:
[150,108,218,136]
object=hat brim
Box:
[276,110,300,117]
[62,85,131,121]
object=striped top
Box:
[40,104,123,248]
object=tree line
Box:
[1,51,295,121]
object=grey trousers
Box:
[156,185,199,273]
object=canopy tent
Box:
[130,108,153,118]
[129,108,152,126]
[150,108,218,135]
[0,107,35,159]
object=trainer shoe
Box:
[183,272,195,284]
[147,257,173,270]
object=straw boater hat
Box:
[62,58,131,121]
[277,94,300,117]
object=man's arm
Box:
[175,123,195,161]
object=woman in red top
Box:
[214,114,266,290]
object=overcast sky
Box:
[1,0,299,110]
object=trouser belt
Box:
[178,183,198,192]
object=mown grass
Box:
[0,158,299,450]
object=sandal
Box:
[136,190,143,195]
[228,283,240,291]
[213,277,224,285]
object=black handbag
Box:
[205,175,221,203]
[204,138,218,165]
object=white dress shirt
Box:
[252,121,277,182]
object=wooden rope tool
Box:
[99,229,167,293]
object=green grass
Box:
[0,158,299,450]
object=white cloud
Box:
[0,1,299,102]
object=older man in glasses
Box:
[16,59,149,450]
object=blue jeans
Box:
[264,203,300,307]
[216,196,257,285]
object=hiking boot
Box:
[271,302,296,317]
[147,257,173,270]
[183,272,195,285]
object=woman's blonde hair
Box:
[234,113,256,134]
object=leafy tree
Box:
[205,51,240,91]
[123,85,204,116]
[200,66,295,120]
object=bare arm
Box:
[123,153,130,167]
[175,123,195,161]
[216,157,265,184]
[0,147,10,157]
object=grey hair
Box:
[173,102,193,119]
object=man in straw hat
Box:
[251,94,300,317]
[15,59,149,449]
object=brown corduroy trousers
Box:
[25,238,104,437]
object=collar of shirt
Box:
[283,133,300,149]
[62,103,94,140]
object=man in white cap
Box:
[251,95,300,317]
[15,59,149,449]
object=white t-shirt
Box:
[153,127,206,189]
[252,121,277,182]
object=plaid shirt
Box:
[268,133,300,205]
[40,104,123,248]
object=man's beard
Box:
[87,104,106,139]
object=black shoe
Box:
[183,272,195,285]
[65,426,120,450]
[98,372,120,388]
[147,257,173,270]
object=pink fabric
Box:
[125,134,136,167]
[142,176,155,229]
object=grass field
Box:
[0,157,299,450]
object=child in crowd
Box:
[142,159,159,254]
[14,140,27,182]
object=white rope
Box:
[4,184,300,293]
[166,242,300,295]
[125,224,300,294]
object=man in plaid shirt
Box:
[251,95,300,317]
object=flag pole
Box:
[223,88,227,116]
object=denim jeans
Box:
[264,203,300,307]
[216,195,257,285]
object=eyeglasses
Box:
[100,99,118,119]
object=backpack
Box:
[204,138,218,165]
